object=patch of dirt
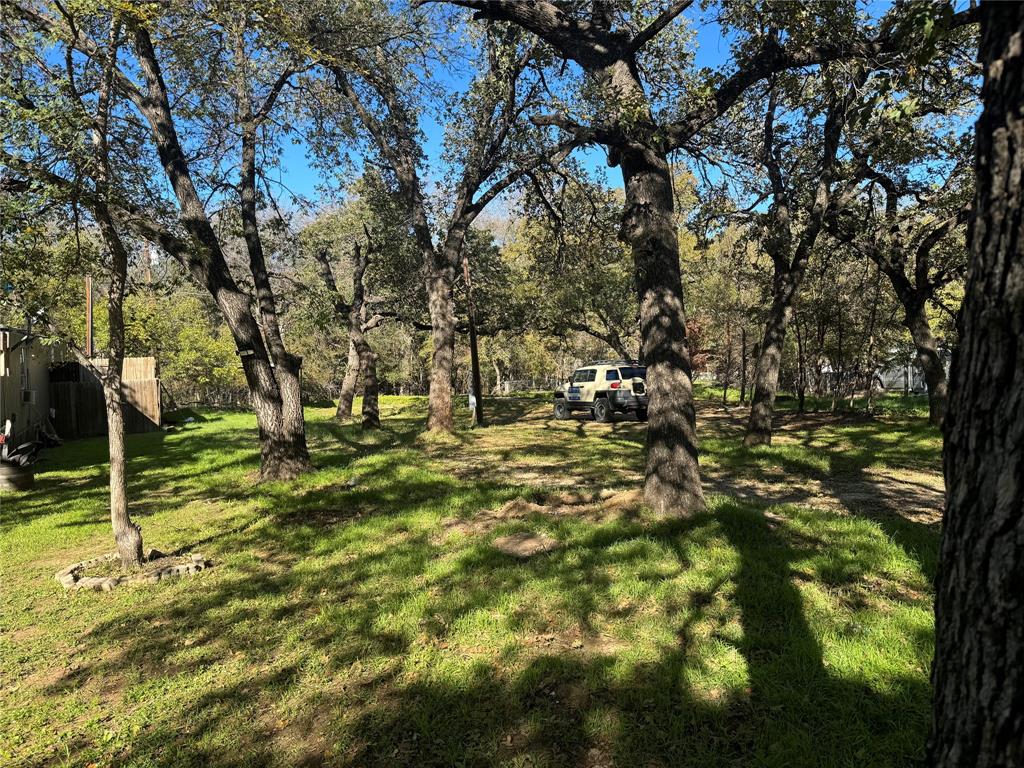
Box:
[439,489,645,541]
[524,627,625,656]
[492,532,561,558]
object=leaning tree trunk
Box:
[132,25,305,481]
[928,5,1024,766]
[619,146,706,514]
[97,213,143,568]
[904,302,949,427]
[336,340,360,420]
[239,122,312,476]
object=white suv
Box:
[553,360,648,422]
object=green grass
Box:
[0,396,943,767]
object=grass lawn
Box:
[0,394,943,767]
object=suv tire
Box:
[553,399,570,420]
[636,408,648,422]
[593,398,613,423]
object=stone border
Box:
[55,549,211,592]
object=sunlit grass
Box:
[0,395,943,767]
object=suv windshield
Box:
[619,366,646,379]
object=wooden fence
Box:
[49,358,161,440]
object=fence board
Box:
[49,358,161,439]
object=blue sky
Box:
[276,10,734,207]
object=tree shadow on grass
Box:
[25,496,935,768]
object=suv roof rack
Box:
[582,359,643,367]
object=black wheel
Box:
[636,408,648,422]
[593,398,613,423]
[553,399,570,420]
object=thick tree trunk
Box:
[929,6,1024,765]
[358,342,380,429]
[336,340,360,419]
[905,302,948,427]
[618,146,705,514]
[425,262,456,432]
[745,285,794,447]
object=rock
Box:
[492,532,560,559]
[145,549,166,562]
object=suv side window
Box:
[605,370,620,381]
[573,369,596,383]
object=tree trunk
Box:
[132,25,304,481]
[795,317,807,414]
[929,5,1024,765]
[905,302,948,427]
[425,265,456,432]
[357,342,379,429]
[336,340,360,419]
[92,21,141,568]
[722,316,732,405]
[463,251,485,426]
[740,327,748,403]
[618,146,705,514]
[492,358,503,395]
[97,213,143,569]
[237,71,311,474]
[745,284,794,447]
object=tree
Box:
[1,0,323,479]
[319,12,574,433]
[437,0,978,513]
[0,8,143,565]
[928,3,1024,765]
[827,50,976,426]
[740,71,862,446]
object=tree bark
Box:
[619,145,706,514]
[929,5,1024,766]
[239,123,311,472]
[99,219,143,569]
[745,284,794,446]
[743,81,848,446]
[336,340,360,419]
[905,301,948,427]
[350,244,380,430]
[358,341,379,429]
[424,265,456,431]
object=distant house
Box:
[0,327,162,442]
[876,349,953,395]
